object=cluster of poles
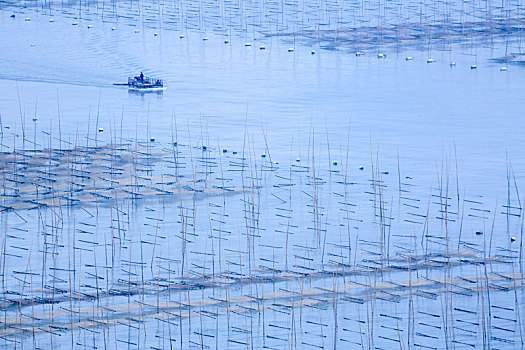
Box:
[0,116,523,349]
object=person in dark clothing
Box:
[140,72,144,82]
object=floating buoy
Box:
[296,157,300,162]
[377,53,386,58]
[288,47,294,52]
[179,34,185,38]
[245,42,252,46]
[173,142,178,146]
[98,128,104,132]
[511,236,516,242]
[202,145,207,150]
[259,46,266,50]
[87,24,93,29]
[470,65,477,69]
[154,32,158,36]
[449,61,456,66]
[475,230,483,235]
[24,17,31,21]
[355,51,363,56]
[150,138,155,142]
[405,56,414,60]
[426,58,435,63]
[333,161,338,166]
[359,165,364,170]
[261,154,266,158]
[311,50,316,55]
[72,22,78,25]
[500,66,508,71]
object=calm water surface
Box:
[0,1,525,348]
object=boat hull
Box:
[128,86,167,92]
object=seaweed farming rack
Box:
[0,126,523,349]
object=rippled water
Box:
[1,1,524,187]
[1,0,525,349]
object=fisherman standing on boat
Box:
[140,72,144,82]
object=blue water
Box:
[1,7,524,191]
[1,0,525,349]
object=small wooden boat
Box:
[113,74,165,91]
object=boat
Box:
[113,73,165,91]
